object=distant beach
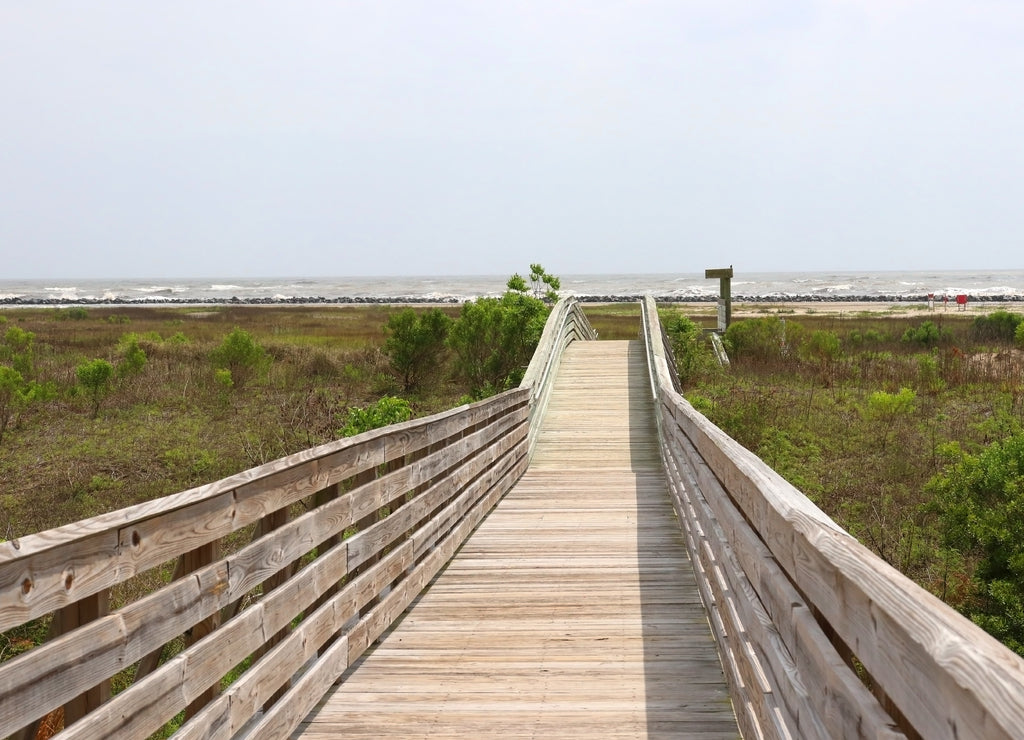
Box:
[2,270,1024,307]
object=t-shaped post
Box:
[704,266,734,331]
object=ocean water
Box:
[2,270,1024,305]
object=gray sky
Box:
[2,2,1022,279]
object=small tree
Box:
[663,313,714,386]
[971,311,1023,344]
[0,366,55,442]
[528,263,560,303]
[508,263,560,303]
[210,328,267,387]
[117,334,148,378]
[901,320,950,347]
[383,308,452,392]
[724,317,801,365]
[863,387,917,450]
[76,358,114,418]
[448,290,548,396]
[2,326,36,378]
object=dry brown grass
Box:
[0,305,466,543]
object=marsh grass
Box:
[0,305,466,544]
[5,301,1022,679]
[677,309,1024,612]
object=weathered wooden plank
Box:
[0,389,527,631]
[174,539,423,740]
[1,369,530,738]
[294,340,738,739]
[667,393,1024,739]
[641,295,1024,739]
[57,589,112,728]
[258,445,527,740]
[0,607,132,738]
[520,299,597,460]
[346,417,526,571]
[0,485,356,735]
[58,538,412,740]
[343,403,526,546]
[665,413,902,739]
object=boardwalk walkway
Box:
[294,340,738,738]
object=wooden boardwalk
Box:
[294,341,738,738]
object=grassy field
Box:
[2,300,1020,550]
[3,300,1023,661]
[660,303,1024,631]
[0,304,468,541]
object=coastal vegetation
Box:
[663,306,1024,656]
[0,263,558,544]
[0,267,562,736]
[3,294,1024,677]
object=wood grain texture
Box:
[294,340,739,739]
[0,388,528,738]
[0,389,527,632]
[641,295,1024,740]
[520,298,598,460]
[663,416,901,740]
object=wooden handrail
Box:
[641,295,1024,740]
[519,297,596,458]
[0,389,529,740]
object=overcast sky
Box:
[1,2,1022,279]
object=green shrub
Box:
[724,317,801,365]
[849,328,889,347]
[340,396,412,436]
[863,387,917,450]
[214,368,233,406]
[928,433,1024,655]
[901,320,950,346]
[2,326,36,378]
[117,335,148,377]
[210,328,267,386]
[799,329,842,382]
[917,352,945,394]
[76,358,115,418]
[54,307,89,320]
[971,311,1023,343]
[0,365,56,442]
[383,308,452,391]
[448,291,547,395]
[663,313,715,385]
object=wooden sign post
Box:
[705,266,734,331]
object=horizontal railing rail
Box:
[519,297,597,458]
[641,294,1024,740]
[0,389,530,740]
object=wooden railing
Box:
[13,294,1020,740]
[519,297,596,459]
[641,295,1024,740]
[0,388,530,739]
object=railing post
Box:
[252,507,294,709]
[60,590,112,727]
[180,542,221,719]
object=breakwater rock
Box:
[3,293,1024,307]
